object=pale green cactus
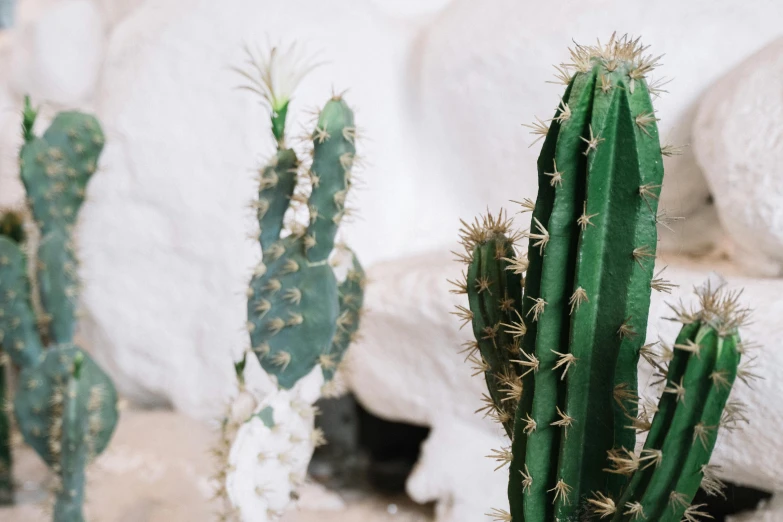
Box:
[0,98,118,522]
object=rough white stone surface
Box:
[412,0,783,254]
[9,0,104,106]
[347,250,783,522]
[693,36,783,276]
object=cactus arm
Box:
[629,326,736,521]
[0,237,43,367]
[258,148,298,255]
[0,350,11,505]
[466,236,524,438]
[665,334,740,521]
[20,112,104,236]
[37,231,79,345]
[634,326,719,520]
[519,69,597,522]
[304,98,355,263]
[555,70,665,518]
[611,320,701,519]
[322,249,365,382]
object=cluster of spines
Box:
[455,35,751,522]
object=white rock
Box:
[693,36,783,276]
[412,0,783,254]
[348,249,783,521]
[9,0,104,107]
[226,367,324,521]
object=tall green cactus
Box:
[456,36,750,522]
[248,95,364,389]
[0,98,119,522]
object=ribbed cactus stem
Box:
[54,366,87,522]
[305,98,355,263]
[258,149,298,254]
[20,111,104,236]
[608,285,746,522]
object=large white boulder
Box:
[412,0,783,254]
[693,36,783,276]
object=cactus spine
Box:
[457,36,750,522]
[0,98,119,522]
[218,46,365,521]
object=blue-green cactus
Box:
[248,97,365,390]
[14,348,118,522]
[19,100,103,237]
[0,100,118,522]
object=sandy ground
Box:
[0,408,433,522]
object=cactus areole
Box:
[456,35,750,522]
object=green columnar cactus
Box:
[457,36,750,522]
[0,100,119,522]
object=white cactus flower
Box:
[236,41,322,112]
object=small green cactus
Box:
[456,35,751,522]
[0,100,118,522]
[248,96,364,389]
[218,45,366,521]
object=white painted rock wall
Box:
[0,0,777,420]
[412,0,783,255]
[693,36,783,276]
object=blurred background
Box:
[0,0,782,521]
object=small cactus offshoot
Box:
[216,44,366,521]
[0,99,118,522]
[456,35,752,522]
